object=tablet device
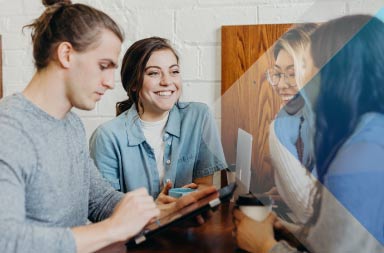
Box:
[128,183,237,245]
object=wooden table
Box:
[98,202,243,253]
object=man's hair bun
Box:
[42,0,72,7]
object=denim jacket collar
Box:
[164,105,181,138]
[124,106,145,146]
[124,105,181,146]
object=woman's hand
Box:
[157,182,215,224]
[233,209,277,253]
[182,182,198,189]
[158,186,217,220]
[180,182,210,224]
[155,181,177,205]
[156,182,199,205]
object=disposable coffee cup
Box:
[236,194,273,222]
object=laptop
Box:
[229,129,297,224]
[233,128,253,199]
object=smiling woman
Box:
[138,49,181,121]
[89,37,227,204]
[267,23,319,225]
[266,49,298,103]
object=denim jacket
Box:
[274,107,312,169]
[89,102,227,198]
[324,112,384,244]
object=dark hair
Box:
[310,15,371,70]
[311,15,384,183]
[24,0,124,70]
[116,37,179,116]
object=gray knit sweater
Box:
[0,93,124,253]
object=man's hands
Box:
[72,188,159,253]
[106,188,159,242]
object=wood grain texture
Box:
[123,203,236,253]
[221,24,291,193]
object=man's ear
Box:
[56,42,73,69]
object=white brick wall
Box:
[348,0,384,15]
[0,0,382,188]
[0,0,382,139]
[259,2,348,24]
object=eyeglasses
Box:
[265,68,297,87]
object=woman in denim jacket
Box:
[90,37,227,204]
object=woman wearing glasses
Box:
[265,23,319,224]
[233,14,384,253]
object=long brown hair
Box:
[24,0,124,70]
[116,37,179,116]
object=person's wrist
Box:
[261,238,277,253]
[102,217,130,243]
[102,218,119,243]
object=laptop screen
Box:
[234,128,253,198]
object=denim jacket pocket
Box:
[177,154,195,166]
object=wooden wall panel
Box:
[221,24,291,193]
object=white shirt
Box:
[140,114,169,185]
